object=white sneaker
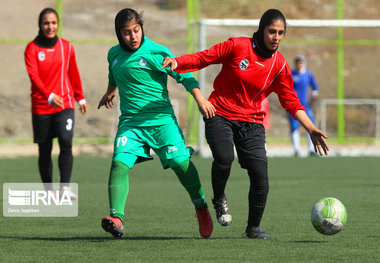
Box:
[61,186,78,200]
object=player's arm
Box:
[68,45,87,114]
[295,110,329,156]
[24,44,63,107]
[271,63,328,156]
[99,49,119,110]
[67,44,87,114]
[191,88,216,119]
[309,72,319,102]
[161,56,216,118]
[161,39,234,72]
[98,85,117,109]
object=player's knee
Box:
[211,141,234,167]
[38,141,52,154]
[169,156,190,171]
[111,160,130,170]
[112,152,137,169]
[58,136,73,150]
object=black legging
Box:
[38,136,73,187]
[210,140,234,201]
[210,140,269,227]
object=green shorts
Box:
[113,123,194,169]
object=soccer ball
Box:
[311,197,347,235]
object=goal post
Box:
[197,18,380,157]
[320,99,380,140]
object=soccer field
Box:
[1,156,379,262]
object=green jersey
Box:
[108,37,199,126]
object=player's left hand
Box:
[79,103,87,115]
[309,128,329,156]
[197,98,216,119]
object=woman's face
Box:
[263,19,285,51]
[296,60,303,71]
[120,20,143,50]
[41,12,58,39]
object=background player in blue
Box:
[288,55,319,156]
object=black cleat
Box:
[245,226,270,239]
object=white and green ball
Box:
[311,197,347,235]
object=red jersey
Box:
[25,38,85,115]
[174,37,304,123]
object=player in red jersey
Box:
[162,9,329,239]
[24,8,87,198]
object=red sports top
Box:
[25,38,85,115]
[174,37,305,123]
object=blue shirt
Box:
[291,69,318,107]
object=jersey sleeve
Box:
[24,43,50,99]
[107,48,117,87]
[267,61,305,118]
[174,38,235,73]
[159,47,199,93]
[68,44,85,102]
[309,71,319,93]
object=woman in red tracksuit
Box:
[24,7,87,198]
[163,9,329,239]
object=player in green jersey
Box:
[98,8,215,238]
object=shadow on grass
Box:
[0,236,194,241]
[289,240,328,243]
[0,235,243,241]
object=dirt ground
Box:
[1,0,379,155]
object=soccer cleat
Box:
[195,206,213,238]
[60,186,77,200]
[212,194,232,226]
[101,216,124,237]
[245,226,271,240]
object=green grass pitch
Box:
[1,156,379,262]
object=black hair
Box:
[252,9,286,58]
[115,8,145,52]
[34,7,59,48]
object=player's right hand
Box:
[51,94,63,108]
[97,93,115,109]
[161,57,176,71]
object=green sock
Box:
[172,159,207,209]
[108,160,130,221]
